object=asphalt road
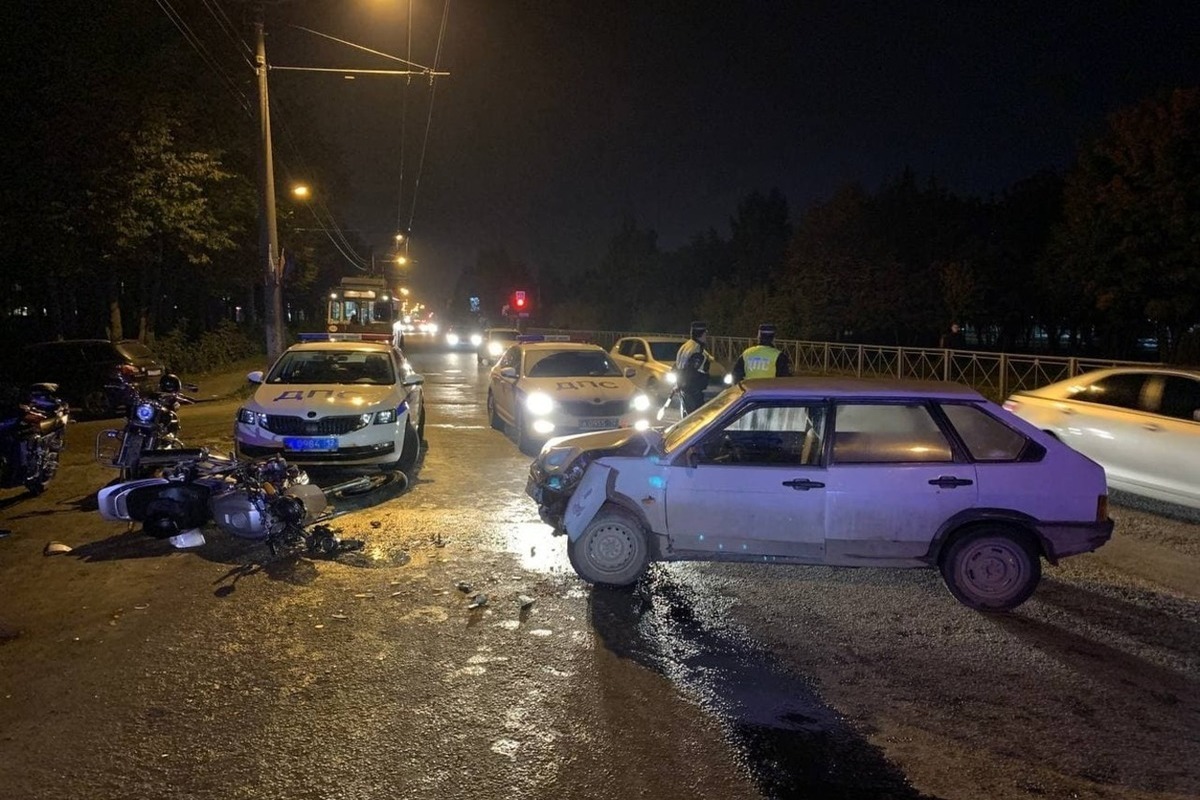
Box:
[1,343,1197,800]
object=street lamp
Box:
[291,184,311,200]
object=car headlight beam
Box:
[525,392,555,416]
[631,393,651,412]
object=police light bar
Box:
[298,333,395,343]
[517,334,575,344]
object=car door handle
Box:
[1142,423,1160,432]
[929,476,973,488]
[782,478,825,490]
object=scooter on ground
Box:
[96,449,370,555]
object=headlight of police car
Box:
[630,393,650,412]
[446,332,460,346]
[525,392,555,416]
[488,341,505,356]
[542,447,573,470]
[469,333,483,347]
[237,407,268,426]
[666,371,678,385]
[373,408,397,425]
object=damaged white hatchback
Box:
[526,378,1114,612]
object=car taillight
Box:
[118,364,138,379]
[1097,495,1109,522]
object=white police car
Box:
[487,337,652,454]
[235,335,425,472]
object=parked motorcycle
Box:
[0,383,70,496]
[95,373,197,480]
[96,449,370,555]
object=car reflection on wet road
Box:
[0,341,1196,800]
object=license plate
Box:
[578,418,618,430]
[284,437,338,452]
[146,369,163,377]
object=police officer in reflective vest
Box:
[673,321,711,414]
[732,323,792,382]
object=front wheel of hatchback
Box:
[568,505,651,587]
[939,526,1041,612]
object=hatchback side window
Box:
[630,341,646,359]
[1159,376,1200,422]
[940,403,1032,461]
[832,403,953,464]
[1071,373,1147,410]
[616,340,634,357]
[696,403,827,466]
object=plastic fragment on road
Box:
[517,595,536,609]
[455,581,473,593]
[467,593,488,609]
[331,613,349,620]
[43,542,72,555]
[168,530,205,548]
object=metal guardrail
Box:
[531,328,1155,400]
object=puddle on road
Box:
[589,569,928,799]
[499,521,567,572]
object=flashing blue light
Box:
[648,475,665,490]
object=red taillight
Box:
[1097,495,1109,522]
[118,364,138,378]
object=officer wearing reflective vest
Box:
[673,321,711,414]
[732,323,791,382]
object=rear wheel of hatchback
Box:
[939,525,1041,612]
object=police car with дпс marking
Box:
[235,335,425,471]
[487,337,652,453]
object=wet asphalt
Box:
[0,340,1196,800]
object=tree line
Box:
[525,87,1198,363]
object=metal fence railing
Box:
[531,328,1155,400]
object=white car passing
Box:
[609,336,729,401]
[235,336,425,472]
[487,339,652,454]
[1004,366,1200,509]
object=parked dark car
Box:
[20,339,166,417]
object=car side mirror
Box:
[623,367,636,378]
[1193,409,1200,422]
[685,447,701,468]
[402,373,424,387]
[633,354,646,362]
[247,370,264,384]
[500,367,518,379]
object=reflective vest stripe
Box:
[743,346,781,379]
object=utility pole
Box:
[255,10,285,360]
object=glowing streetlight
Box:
[291,184,311,199]
[396,255,408,266]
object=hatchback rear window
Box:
[940,403,1030,462]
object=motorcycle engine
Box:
[209,488,272,540]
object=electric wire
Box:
[395,0,413,236]
[153,0,253,116]
[405,0,451,234]
[200,0,255,68]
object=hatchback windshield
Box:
[662,385,743,451]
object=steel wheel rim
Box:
[955,538,1029,601]
[587,522,637,575]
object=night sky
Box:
[263,1,1198,301]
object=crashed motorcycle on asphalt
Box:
[95,373,197,480]
[96,449,368,555]
[0,382,69,496]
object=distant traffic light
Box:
[513,290,527,310]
